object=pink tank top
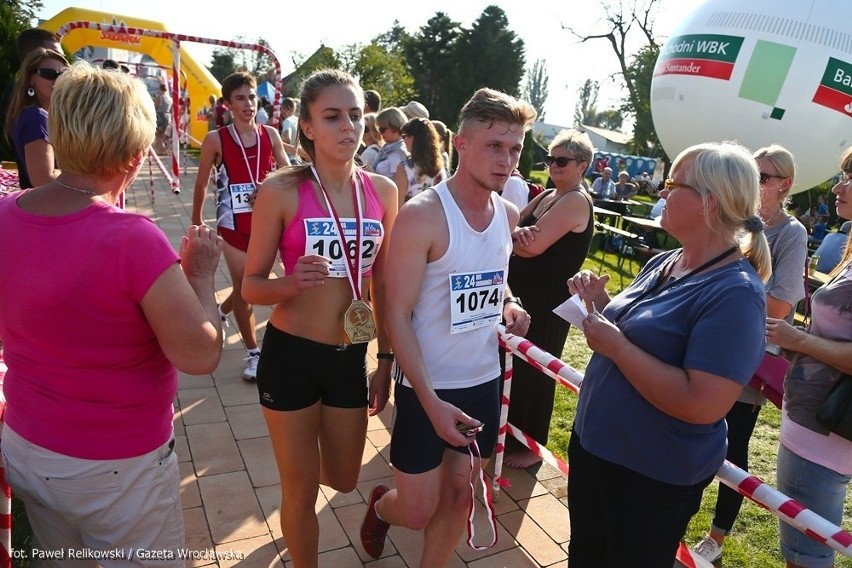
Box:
[280,170,385,278]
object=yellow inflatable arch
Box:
[41,7,222,148]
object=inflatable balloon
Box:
[651,0,852,192]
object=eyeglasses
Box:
[663,179,698,194]
[33,68,66,81]
[545,155,581,167]
[759,172,786,185]
[838,172,852,186]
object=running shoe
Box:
[692,534,722,563]
[360,484,390,559]
[243,352,260,381]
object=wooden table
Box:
[621,215,677,248]
[593,198,643,217]
[594,206,622,227]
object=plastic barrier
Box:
[496,326,852,562]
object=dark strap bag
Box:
[816,374,852,441]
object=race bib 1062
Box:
[304,218,384,278]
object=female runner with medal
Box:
[242,69,397,568]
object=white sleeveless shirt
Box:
[398,181,512,389]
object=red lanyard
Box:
[311,166,363,301]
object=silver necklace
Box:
[55,179,97,196]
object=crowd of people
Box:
[2,26,852,568]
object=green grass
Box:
[545,249,852,566]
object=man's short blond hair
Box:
[457,88,536,137]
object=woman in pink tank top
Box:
[242,69,398,567]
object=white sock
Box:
[217,303,227,319]
[247,348,260,357]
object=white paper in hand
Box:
[552,294,588,329]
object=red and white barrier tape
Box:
[495,326,852,560]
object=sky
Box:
[36,0,706,128]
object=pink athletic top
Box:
[0,192,180,460]
[280,170,385,278]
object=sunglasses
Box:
[33,68,66,81]
[759,172,786,185]
[544,155,581,167]
[663,179,698,194]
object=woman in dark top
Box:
[4,48,68,189]
[504,129,595,468]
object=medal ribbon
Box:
[310,166,363,301]
[230,123,261,187]
[465,438,498,549]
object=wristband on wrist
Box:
[376,352,394,361]
[503,296,523,309]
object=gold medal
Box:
[344,299,376,344]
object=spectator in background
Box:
[372,107,408,179]
[1,28,62,148]
[364,89,381,114]
[613,171,638,200]
[799,204,819,232]
[394,117,446,205]
[501,170,531,211]
[814,220,852,273]
[205,94,217,132]
[693,144,808,564]
[567,141,770,566]
[592,155,608,180]
[4,48,68,189]
[0,60,223,564]
[817,193,830,220]
[154,83,173,154]
[401,100,429,120]
[359,112,383,171]
[279,97,298,162]
[504,129,595,469]
[255,97,269,126]
[591,166,616,198]
[214,96,228,128]
[431,119,453,174]
[767,146,852,568]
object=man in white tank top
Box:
[360,88,536,564]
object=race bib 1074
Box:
[448,269,505,334]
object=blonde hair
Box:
[671,141,772,281]
[376,107,407,133]
[49,60,155,180]
[831,145,852,277]
[549,129,594,166]
[753,144,796,205]
[457,88,537,137]
[364,112,383,147]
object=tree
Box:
[403,12,462,123]
[448,5,526,128]
[563,0,663,154]
[574,79,600,128]
[524,59,548,121]
[208,48,236,83]
[621,44,662,156]
[344,42,415,108]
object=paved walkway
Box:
[129,155,570,567]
